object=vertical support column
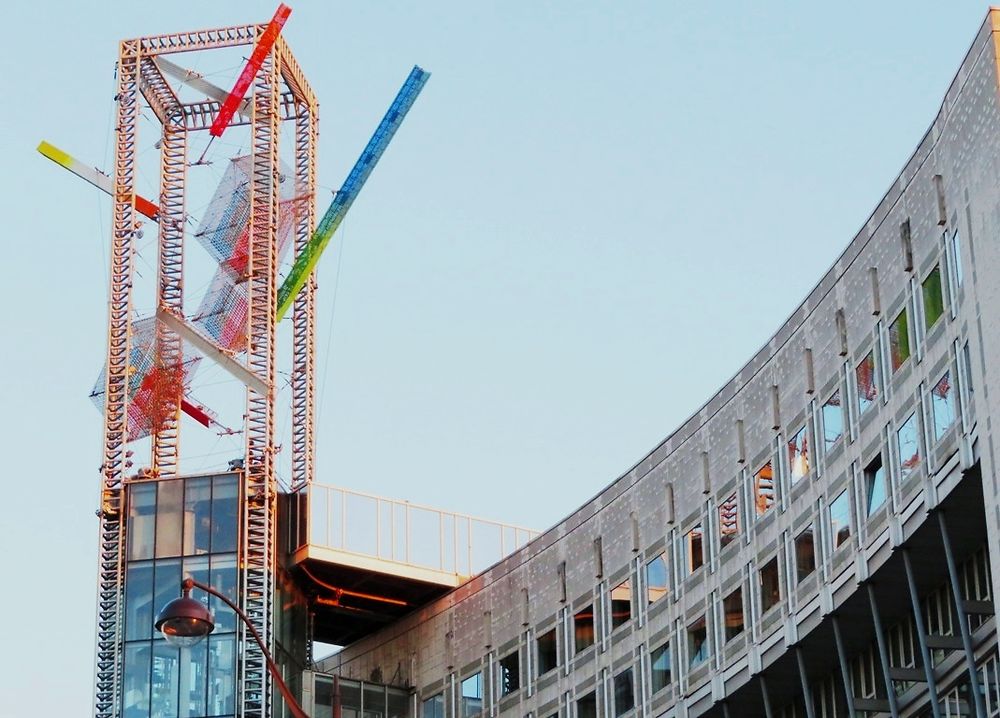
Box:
[938,512,987,717]
[902,549,942,718]
[759,675,775,718]
[866,584,900,717]
[151,108,187,477]
[243,34,280,718]
[796,647,817,718]
[831,616,858,718]
[290,96,317,492]
[94,38,141,718]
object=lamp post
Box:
[155,577,311,718]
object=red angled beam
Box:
[209,4,292,138]
[180,397,213,428]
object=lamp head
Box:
[155,578,215,647]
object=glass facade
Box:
[123,474,239,718]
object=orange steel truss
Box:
[95,22,317,718]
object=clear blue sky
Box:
[0,1,991,713]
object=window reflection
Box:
[897,413,921,480]
[889,309,911,373]
[155,480,184,558]
[645,554,668,604]
[718,493,738,548]
[865,454,887,515]
[830,491,851,550]
[460,672,482,718]
[574,606,594,653]
[754,462,775,516]
[788,426,810,484]
[128,483,157,561]
[650,643,671,693]
[923,265,945,330]
[822,391,844,450]
[687,616,709,668]
[856,352,878,415]
[422,694,444,718]
[795,526,815,583]
[124,562,154,642]
[931,372,956,442]
[184,478,212,556]
[723,588,744,640]
[613,668,634,717]
[610,579,632,629]
[684,524,704,574]
[759,557,781,613]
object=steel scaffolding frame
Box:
[94,20,317,718]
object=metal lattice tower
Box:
[94,20,317,718]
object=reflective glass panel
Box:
[124,561,154,642]
[759,557,781,613]
[537,628,557,674]
[184,477,212,556]
[155,480,184,558]
[614,668,634,716]
[180,638,208,717]
[687,616,709,667]
[211,475,238,554]
[207,634,236,716]
[685,524,704,573]
[577,691,597,718]
[723,588,744,640]
[499,650,519,696]
[923,266,945,330]
[830,491,851,549]
[889,309,911,373]
[645,553,668,604]
[610,578,632,629]
[719,493,739,548]
[898,413,920,480]
[822,391,843,450]
[153,558,182,634]
[951,230,964,287]
[650,643,671,693]
[209,553,238,634]
[788,426,810,484]
[461,672,482,718]
[151,640,180,718]
[123,643,151,717]
[856,351,878,415]
[754,462,775,516]
[865,455,887,515]
[931,372,956,442]
[422,694,444,718]
[128,482,157,561]
[795,526,815,582]
[574,606,594,653]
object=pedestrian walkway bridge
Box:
[288,483,538,645]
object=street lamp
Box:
[156,577,311,718]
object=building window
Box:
[759,557,781,613]
[822,390,844,451]
[684,524,704,574]
[723,588,744,640]
[829,491,851,550]
[573,607,594,654]
[923,265,945,330]
[864,453,887,516]
[897,413,920,481]
[576,690,597,718]
[613,668,634,717]
[795,525,816,583]
[889,308,911,373]
[461,672,483,718]
[610,579,632,630]
[645,553,668,604]
[719,492,739,548]
[754,462,776,517]
[499,650,519,696]
[931,371,956,442]
[950,230,964,288]
[788,426,810,484]
[422,693,444,718]
[856,351,878,415]
[650,643,671,693]
[687,616,709,668]
[537,628,557,674]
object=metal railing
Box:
[303,483,539,578]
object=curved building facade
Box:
[317,11,1000,718]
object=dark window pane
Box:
[365,683,387,718]
[124,561,154,642]
[611,579,632,629]
[795,526,816,582]
[211,475,239,554]
[574,606,594,653]
[685,524,704,573]
[537,628,557,674]
[759,557,781,613]
[614,668,634,716]
[422,694,444,718]
[184,477,212,556]
[723,588,744,640]
[499,650,520,696]
[576,690,597,718]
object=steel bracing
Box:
[93,19,318,718]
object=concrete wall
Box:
[319,11,1000,718]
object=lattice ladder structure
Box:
[94,23,317,718]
